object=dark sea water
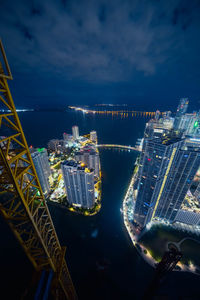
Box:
[1,110,200,300]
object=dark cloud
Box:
[31,7,43,17]
[15,22,34,41]
[98,4,106,23]
[0,0,200,108]
[171,1,200,30]
[172,8,179,25]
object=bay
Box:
[1,110,199,299]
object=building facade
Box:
[48,139,60,152]
[176,112,200,136]
[90,131,97,143]
[31,148,51,196]
[75,146,100,177]
[173,98,189,130]
[72,126,79,140]
[133,135,200,228]
[174,209,200,226]
[63,133,73,142]
[194,181,200,201]
[61,160,95,208]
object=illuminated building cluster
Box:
[133,99,200,229]
[31,125,101,214]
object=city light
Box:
[68,106,157,118]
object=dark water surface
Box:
[1,111,199,299]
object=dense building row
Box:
[133,99,200,229]
[31,126,99,209]
[61,128,99,208]
[48,127,97,153]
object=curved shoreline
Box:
[122,170,200,276]
[67,202,101,216]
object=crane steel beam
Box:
[0,40,77,300]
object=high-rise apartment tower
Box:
[31,148,51,196]
[72,126,79,140]
[61,160,95,208]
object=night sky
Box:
[0,0,200,111]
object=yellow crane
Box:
[0,40,77,299]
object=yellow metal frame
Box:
[0,40,77,299]
[0,40,12,79]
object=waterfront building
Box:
[63,132,73,141]
[174,209,200,226]
[155,110,160,121]
[88,151,100,177]
[90,131,97,143]
[173,98,189,130]
[177,112,200,136]
[162,111,171,119]
[72,125,79,140]
[194,182,200,201]
[133,135,200,228]
[48,139,60,152]
[133,117,173,190]
[48,139,69,153]
[61,160,95,208]
[31,148,51,196]
[162,113,174,130]
[144,117,172,141]
[75,146,100,177]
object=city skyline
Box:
[1,1,200,299]
[26,98,200,231]
[133,99,200,228]
[1,82,200,298]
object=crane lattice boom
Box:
[0,40,77,300]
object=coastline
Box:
[122,168,200,276]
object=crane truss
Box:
[0,41,77,300]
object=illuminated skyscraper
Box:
[174,98,189,130]
[72,125,79,140]
[177,112,200,136]
[90,131,97,143]
[194,178,200,202]
[31,148,51,196]
[153,137,200,222]
[75,146,100,177]
[155,110,160,121]
[63,132,73,141]
[61,160,95,208]
[134,117,173,190]
[47,139,60,152]
[133,135,200,228]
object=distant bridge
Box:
[97,144,139,151]
[69,106,158,118]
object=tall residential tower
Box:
[75,146,100,177]
[72,125,79,140]
[31,148,51,196]
[61,160,95,208]
[133,135,200,228]
[173,98,189,130]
